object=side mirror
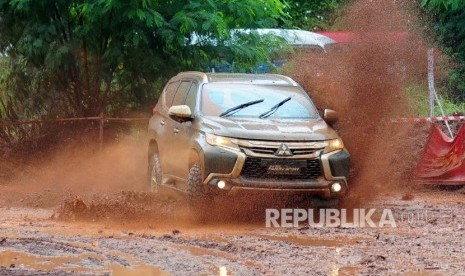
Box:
[324,109,338,125]
[168,105,192,122]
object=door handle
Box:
[160,120,165,126]
[173,128,180,134]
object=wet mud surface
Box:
[0,0,460,271]
[0,187,464,275]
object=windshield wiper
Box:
[259,96,292,119]
[220,99,264,117]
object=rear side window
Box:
[164,81,180,108]
[171,81,191,106]
[185,82,198,111]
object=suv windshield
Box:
[201,83,319,119]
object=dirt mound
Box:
[55,189,326,225]
[57,191,186,221]
[287,0,432,206]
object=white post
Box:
[428,48,454,138]
[428,49,435,117]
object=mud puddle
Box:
[0,250,168,275]
[0,188,464,275]
[250,234,370,247]
[175,244,261,269]
[328,266,360,276]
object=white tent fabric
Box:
[243,29,336,49]
[191,28,336,50]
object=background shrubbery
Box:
[0,0,464,152]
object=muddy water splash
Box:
[287,0,431,206]
[1,0,437,223]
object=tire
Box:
[187,164,213,210]
[148,153,163,192]
[311,197,339,208]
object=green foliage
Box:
[422,0,465,11]
[405,83,431,116]
[0,0,285,118]
[280,0,344,30]
[422,0,465,103]
[405,82,465,117]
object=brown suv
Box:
[147,72,350,206]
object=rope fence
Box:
[2,114,463,147]
[390,116,465,123]
[0,114,150,149]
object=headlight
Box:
[324,138,344,153]
[205,133,240,151]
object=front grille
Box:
[244,147,320,156]
[241,157,322,180]
[249,147,276,155]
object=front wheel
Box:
[187,164,213,210]
[148,153,163,192]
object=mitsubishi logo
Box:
[276,143,293,156]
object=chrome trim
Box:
[241,148,322,159]
[235,139,327,149]
[203,150,246,184]
[320,150,347,182]
[236,139,325,159]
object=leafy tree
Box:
[0,0,285,117]
[280,0,344,30]
[422,0,464,10]
[422,0,465,101]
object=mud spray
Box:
[0,0,440,225]
[288,0,433,207]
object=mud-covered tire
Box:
[311,198,339,208]
[148,153,162,192]
[187,164,213,210]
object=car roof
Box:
[174,72,298,86]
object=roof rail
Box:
[267,74,298,86]
[177,71,209,83]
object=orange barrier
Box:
[416,124,465,185]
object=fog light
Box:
[331,182,342,193]
[217,180,226,189]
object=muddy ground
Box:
[2,1,458,274]
[1,142,465,276]
[0,134,464,275]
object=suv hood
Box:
[200,116,338,141]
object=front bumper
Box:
[203,144,350,199]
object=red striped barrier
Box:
[104,118,150,122]
[0,116,151,149]
[0,117,100,127]
[390,116,465,123]
[0,117,149,127]
[2,116,462,126]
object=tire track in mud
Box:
[0,226,262,275]
[0,189,465,275]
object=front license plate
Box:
[264,160,306,175]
